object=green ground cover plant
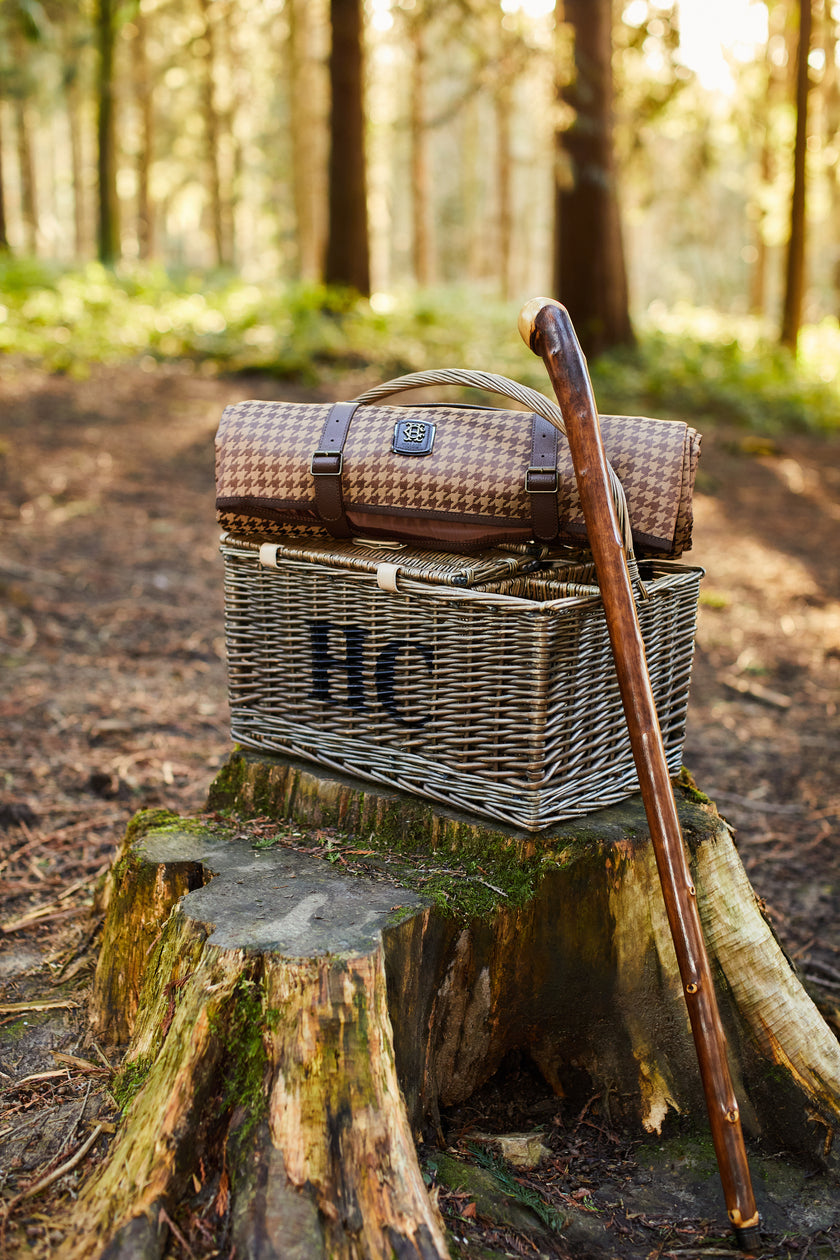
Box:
[1,259,837,432]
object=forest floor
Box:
[0,362,838,1258]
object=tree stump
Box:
[69,751,840,1258]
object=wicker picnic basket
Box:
[220,531,702,831]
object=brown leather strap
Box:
[526,413,560,541]
[311,401,360,538]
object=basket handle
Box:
[354,368,567,435]
[353,368,638,569]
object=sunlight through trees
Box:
[0,2,836,352]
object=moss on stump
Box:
[68,751,840,1258]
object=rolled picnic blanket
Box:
[215,375,700,558]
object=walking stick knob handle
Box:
[518,296,565,352]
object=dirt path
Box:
[1,364,838,1256]
[683,428,840,1004]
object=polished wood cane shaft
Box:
[519,297,760,1250]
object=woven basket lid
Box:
[222,530,545,589]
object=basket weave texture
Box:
[221,534,702,832]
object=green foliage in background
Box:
[1,260,837,433]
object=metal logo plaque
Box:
[392,420,436,456]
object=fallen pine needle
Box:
[1,866,108,933]
[1,904,91,933]
[0,999,80,1015]
[53,1052,110,1075]
[91,1042,112,1070]
[9,1070,69,1086]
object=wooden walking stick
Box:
[519,297,760,1251]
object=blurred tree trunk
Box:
[495,75,513,301]
[410,15,432,286]
[10,24,39,256]
[821,2,840,317]
[132,10,154,260]
[463,94,484,281]
[96,0,119,264]
[492,8,522,302]
[325,0,370,294]
[288,0,326,281]
[65,68,87,258]
[749,147,770,317]
[55,1,89,258]
[0,113,8,252]
[553,0,633,358]
[780,0,812,351]
[749,4,788,317]
[10,24,37,256]
[14,98,37,255]
[220,0,241,267]
[197,0,228,268]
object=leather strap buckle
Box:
[525,466,558,494]
[528,413,560,542]
[311,401,359,538]
[310,450,344,476]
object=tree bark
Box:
[554,0,634,357]
[96,0,119,264]
[780,0,812,351]
[76,806,447,1259]
[325,0,370,294]
[66,752,840,1258]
